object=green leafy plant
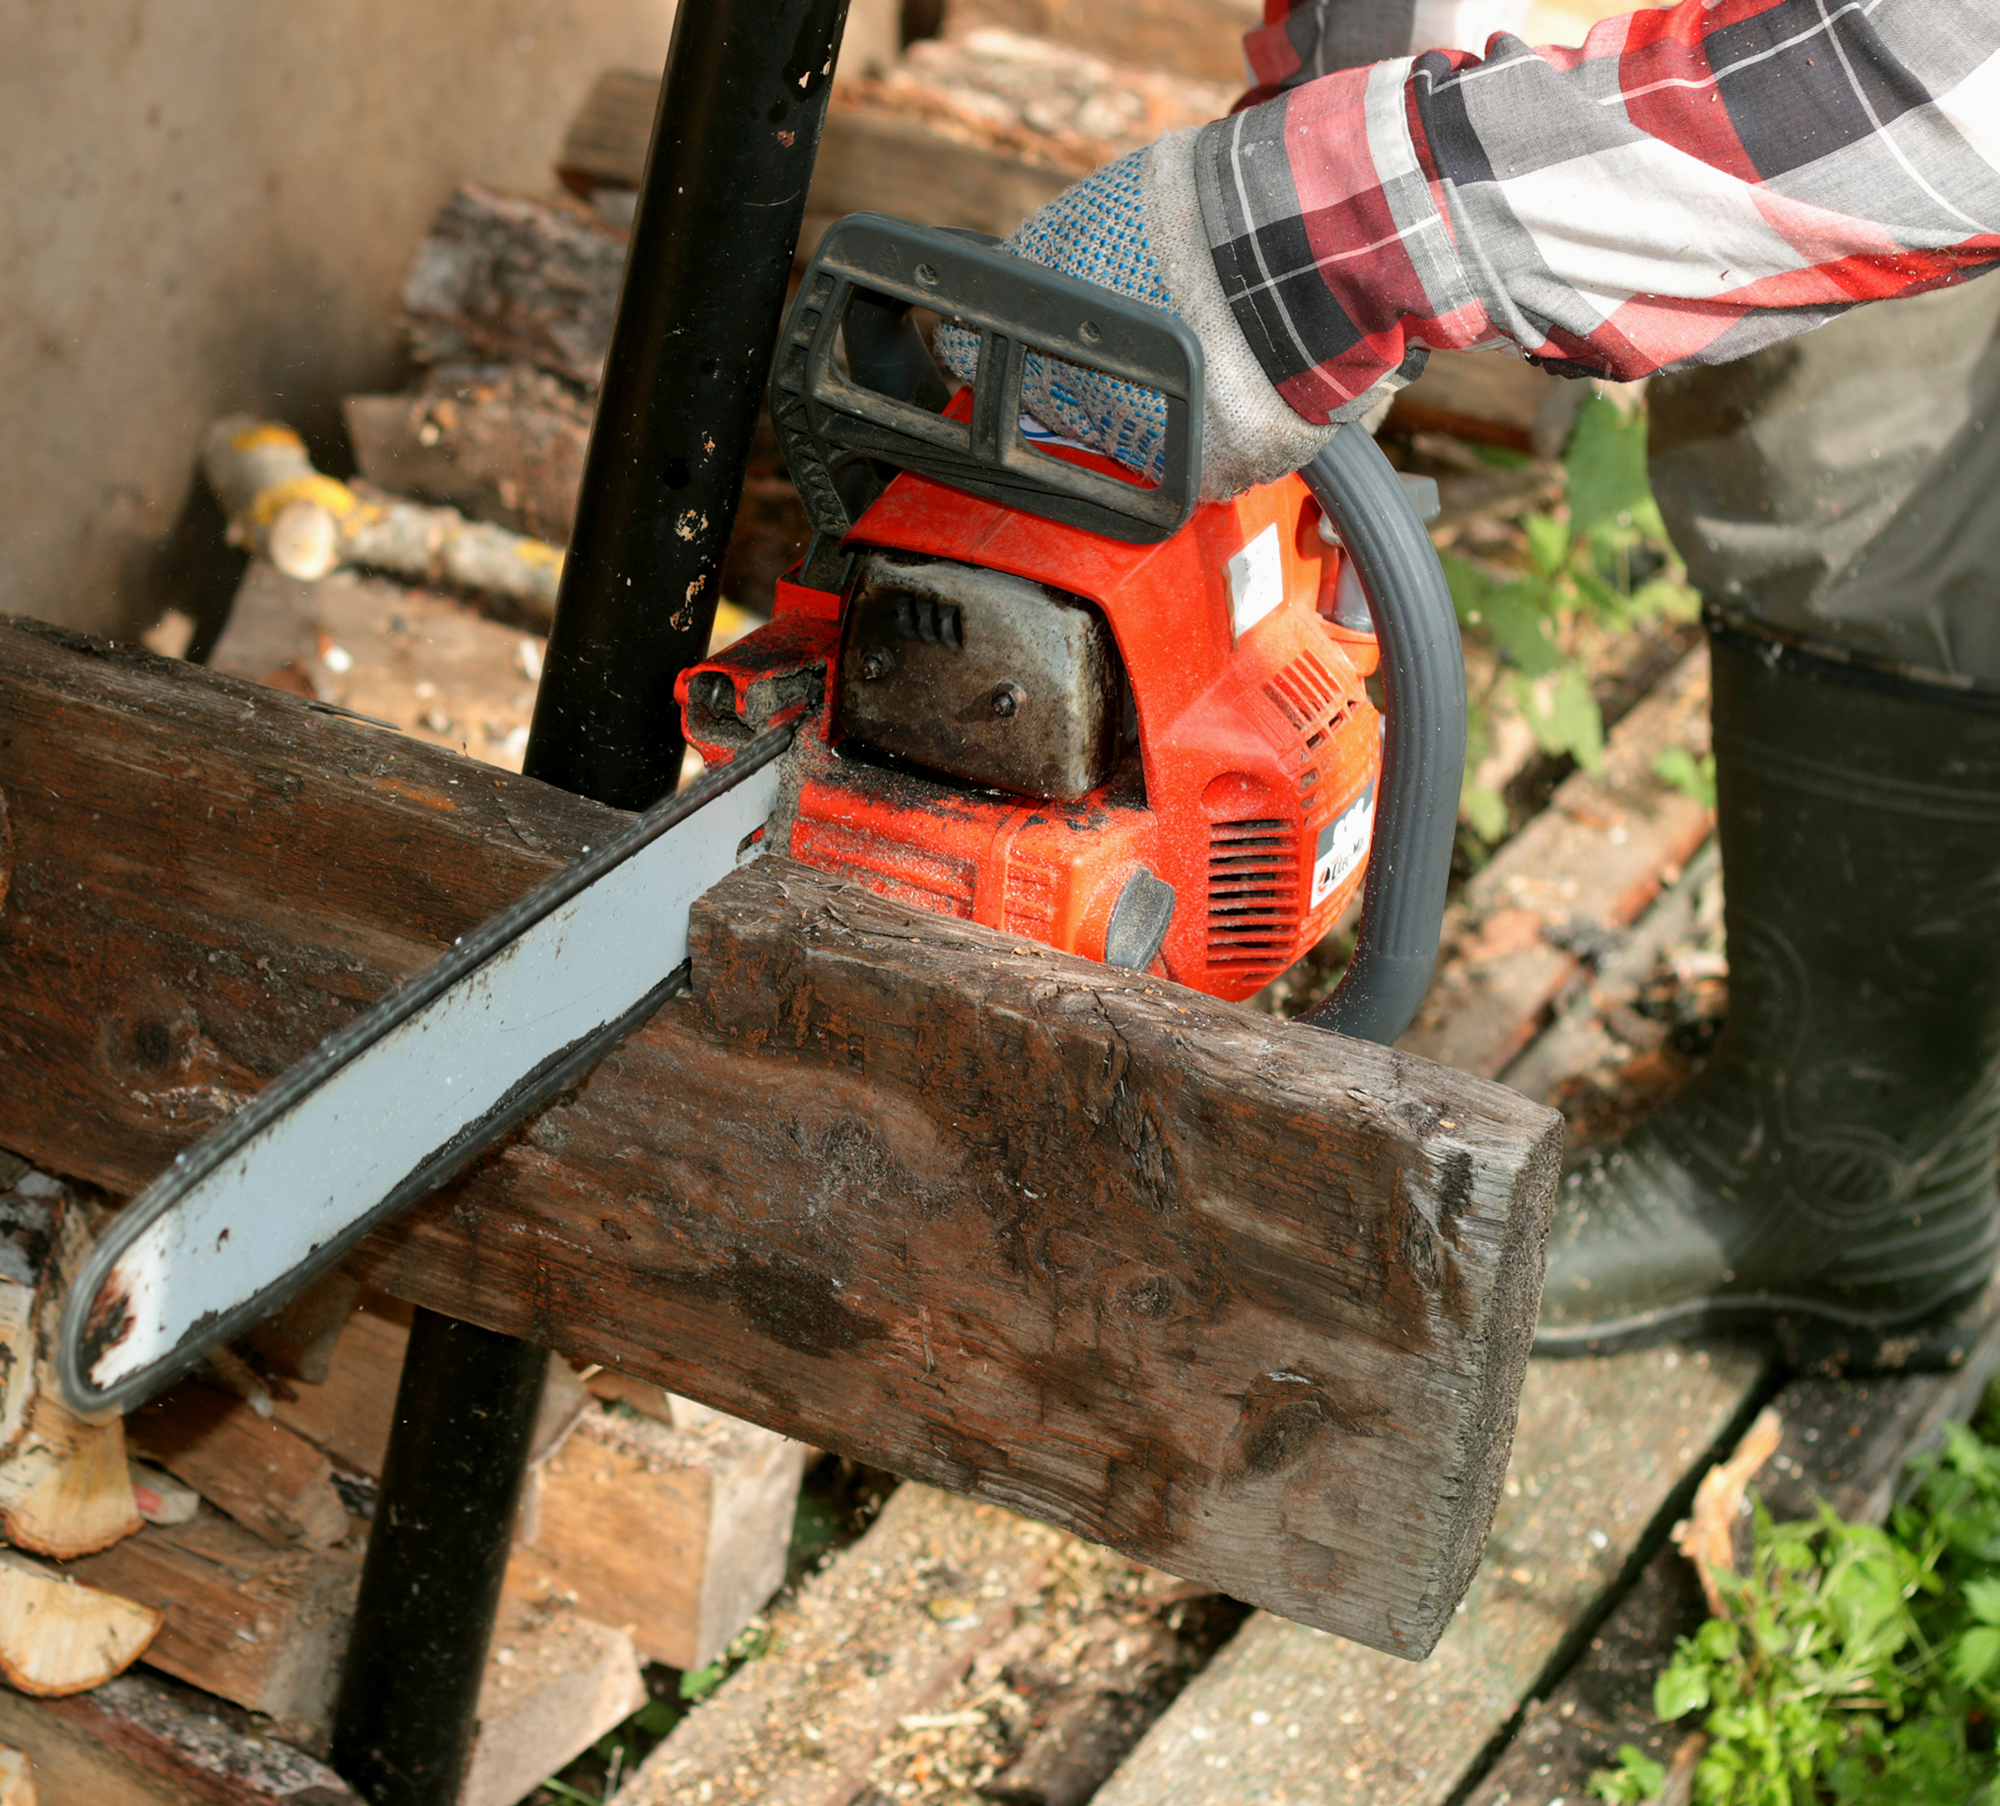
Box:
[1653,747,1718,812]
[1590,1409,2000,1804]
[1445,395,1698,845]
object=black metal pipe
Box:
[329,3,853,1798]
[528,0,856,811]
[327,1313,549,1802]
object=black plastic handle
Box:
[1297,429,1466,1045]
[770,213,1204,550]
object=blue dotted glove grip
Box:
[936,151,1176,482]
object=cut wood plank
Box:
[67,1507,361,1727]
[263,1300,410,1479]
[463,1596,647,1806]
[1461,1301,2000,1806]
[278,1288,798,1670]
[0,1749,27,1806]
[504,1402,809,1669]
[1399,643,1714,1078]
[0,1552,160,1697]
[1091,1342,1766,1806]
[0,616,1560,1653]
[125,1385,348,1550]
[0,1669,357,1806]
[803,106,1073,260]
[556,67,1072,262]
[343,368,592,548]
[208,562,544,772]
[615,1482,1060,1806]
[240,1272,358,1388]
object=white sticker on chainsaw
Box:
[1314,782,1376,906]
[1227,524,1284,640]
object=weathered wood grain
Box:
[0,616,1560,1652]
[69,1508,361,1725]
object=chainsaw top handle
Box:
[770,213,1204,558]
[772,211,1464,1048]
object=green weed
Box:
[1590,1404,2000,1804]
[1445,395,1697,846]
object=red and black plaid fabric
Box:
[1204,0,2000,421]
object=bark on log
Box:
[0,1670,357,1806]
[399,183,627,390]
[0,618,1560,1656]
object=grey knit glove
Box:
[934,129,1342,501]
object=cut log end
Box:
[0,1560,161,1698]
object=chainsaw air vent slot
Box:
[1265,652,1355,815]
[893,594,962,648]
[1205,817,1300,974]
[838,552,1119,801]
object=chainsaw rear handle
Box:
[1297,430,1466,1046]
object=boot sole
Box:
[1534,1280,1993,1376]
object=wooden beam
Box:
[0,618,1561,1656]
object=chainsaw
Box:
[59,214,1464,1419]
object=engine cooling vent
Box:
[1205,818,1300,977]
[1263,651,1350,806]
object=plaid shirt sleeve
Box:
[1239,0,1534,100]
[1200,0,2000,421]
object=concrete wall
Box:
[0,0,682,638]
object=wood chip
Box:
[1672,1406,1783,1617]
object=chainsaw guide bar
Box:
[59,726,794,1417]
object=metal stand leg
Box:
[329,1313,548,1803]
[328,1,853,1797]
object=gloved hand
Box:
[934,130,1345,501]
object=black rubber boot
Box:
[1536,624,2000,1372]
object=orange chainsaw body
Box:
[680,437,1384,1002]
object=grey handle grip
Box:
[1297,429,1466,1046]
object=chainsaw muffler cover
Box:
[838,552,1119,800]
